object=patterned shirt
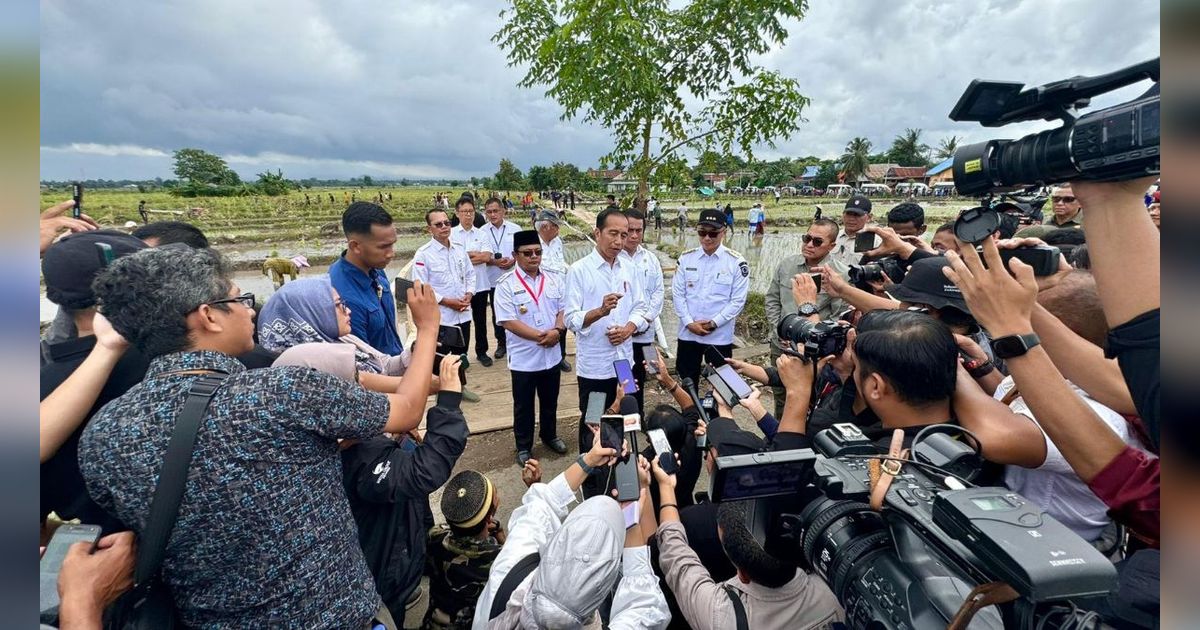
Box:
[422,526,503,630]
[79,350,390,629]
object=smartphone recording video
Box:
[394,278,415,304]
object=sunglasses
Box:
[697,229,724,239]
[206,292,256,310]
[1051,196,1076,203]
[517,249,543,257]
[430,221,452,228]
[802,234,826,247]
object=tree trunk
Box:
[635,119,652,211]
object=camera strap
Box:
[868,429,908,511]
[946,582,1019,630]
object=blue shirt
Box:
[329,254,403,355]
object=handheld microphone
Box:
[680,377,709,451]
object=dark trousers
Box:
[469,291,490,356]
[769,348,785,418]
[632,342,650,415]
[439,321,471,385]
[577,376,619,499]
[512,367,561,452]
[675,339,733,389]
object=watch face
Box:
[993,335,1030,358]
[799,303,817,316]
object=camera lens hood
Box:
[953,206,1001,245]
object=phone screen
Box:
[643,346,660,375]
[714,364,753,398]
[647,428,679,474]
[41,524,101,620]
[613,360,637,393]
[810,272,823,293]
[854,231,876,253]
[584,391,607,425]
[599,414,625,451]
[706,372,739,407]
[438,325,466,350]
[703,346,727,367]
[395,278,415,304]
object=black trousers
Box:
[512,367,561,452]
[471,289,506,356]
[632,342,650,415]
[438,321,471,385]
[675,339,733,389]
[577,376,619,499]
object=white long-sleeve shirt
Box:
[411,238,475,325]
[621,247,665,345]
[484,220,522,287]
[473,473,670,630]
[564,249,650,380]
[540,236,567,276]
[451,224,493,293]
[671,244,749,345]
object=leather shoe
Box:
[461,388,481,403]
[516,450,532,467]
[477,354,494,367]
[542,437,569,454]
[494,347,507,359]
[558,359,572,372]
[405,585,423,610]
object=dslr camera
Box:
[708,424,1118,629]
[777,315,850,361]
[848,257,906,291]
[949,58,1159,196]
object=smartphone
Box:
[437,325,466,350]
[584,391,607,425]
[647,428,679,475]
[810,272,823,293]
[599,414,625,451]
[394,277,415,304]
[613,359,637,393]
[706,370,740,407]
[95,242,114,268]
[71,183,83,219]
[40,524,102,623]
[714,364,754,399]
[854,231,875,253]
[643,346,660,375]
[703,346,728,368]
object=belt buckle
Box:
[880,458,903,476]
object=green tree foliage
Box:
[494,0,811,207]
[936,135,959,160]
[812,161,839,190]
[887,128,931,166]
[651,155,691,190]
[494,158,526,190]
[840,137,873,184]
[172,148,240,186]
[549,162,583,189]
[527,165,553,191]
[255,169,292,196]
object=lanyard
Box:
[516,271,545,306]
[490,224,507,251]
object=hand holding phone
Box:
[613,359,637,393]
[40,524,102,622]
[643,346,661,375]
[647,428,679,475]
[71,183,83,219]
[395,278,415,304]
[854,230,876,253]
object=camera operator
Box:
[652,457,843,630]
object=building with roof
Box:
[884,166,928,184]
[926,157,954,184]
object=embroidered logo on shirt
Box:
[373,460,392,484]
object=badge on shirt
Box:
[533,313,546,327]
[739,261,749,277]
[518,304,528,314]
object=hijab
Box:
[257,277,387,374]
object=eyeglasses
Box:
[517,249,543,257]
[1051,195,1076,204]
[697,229,724,239]
[206,292,255,310]
[334,299,350,313]
[802,234,826,247]
[430,221,452,228]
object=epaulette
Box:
[724,247,744,259]
[496,269,515,284]
[681,247,700,256]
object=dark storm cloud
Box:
[40,0,1159,180]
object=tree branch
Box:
[648,112,751,168]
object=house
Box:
[795,165,820,184]
[605,173,639,193]
[865,163,899,183]
[884,166,928,185]
[701,173,728,190]
[926,157,954,185]
[587,168,624,182]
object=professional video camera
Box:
[708,424,1117,629]
[949,58,1159,196]
[777,315,850,360]
[848,257,907,291]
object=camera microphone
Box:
[680,377,709,451]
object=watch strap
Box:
[993,333,1040,359]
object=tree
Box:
[840,137,873,184]
[172,148,240,186]
[812,160,839,190]
[527,165,553,191]
[549,162,583,189]
[255,169,291,196]
[651,155,691,190]
[494,0,810,209]
[936,135,960,160]
[361,175,374,186]
[887,128,932,166]
[494,158,526,190]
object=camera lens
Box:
[777,313,815,346]
[799,498,888,588]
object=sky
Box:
[39,0,1161,181]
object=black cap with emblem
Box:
[697,208,726,228]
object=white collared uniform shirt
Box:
[540,236,567,276]
[622,247,665,345]
[451,224,493,293]
[484,220,522,287]
[410,238,475,325]
[672,244,750,345]
[564,249,650,380]
[494,268,565,373]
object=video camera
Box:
[708,423,1117,629]
[949,58,1159,196]
[777,315,850,361]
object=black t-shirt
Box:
[40,336,150,532]
[1106,309,1159,450]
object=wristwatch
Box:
[798,302,818,317]
[991,333,1040,359]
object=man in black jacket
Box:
[341,355,470,619]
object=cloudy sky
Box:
[40,0,1160,181]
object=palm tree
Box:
[936,135,960,160]
[840,137,872,184]
[888,128,931,166]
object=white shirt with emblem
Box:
[451,224,493,293]
[564,249,650,380]
[409,238,475,325]
[621,246,665,344]
[494,268,565,373]
[484,220,522,287]
[672,244,750,345]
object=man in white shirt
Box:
[495,230,570,467]
[451,197,495,365]
[535,210,572,372]
[411,209,475,347]
[830,194,881,267]
[672,208,750,385]
[619,208,664,413]
[564,209,649,497]
[481,197,521,361]
[676,202,688,232]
